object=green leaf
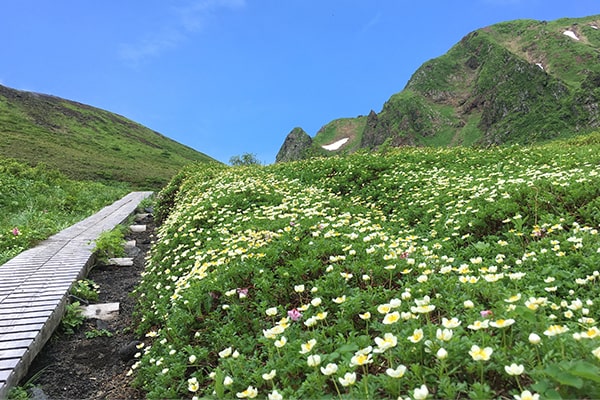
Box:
[214,368,224,399]
[568,361,600,383]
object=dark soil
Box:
[21,215,155,400]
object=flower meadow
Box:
[131,133,600,399]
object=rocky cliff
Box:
[275,127,313,163]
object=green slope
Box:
[0,84,217,189]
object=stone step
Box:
[129,225,146,233]
[107,257,134,267]
[80,303,120,321]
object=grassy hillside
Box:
[130,132,600,399]
[291,15,600,158]
[0,158,128,265]
[0,84,216,189]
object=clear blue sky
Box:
[1,1,598,164]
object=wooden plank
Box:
[0,332,38,342]
[0,323,44,334]
[0,358,20,370]
[0,339,32,351]
[0,304,58,315]
[0,348,27,360]
[0,294,63,305]
[0,369,10,382]
[0,310,53,320]
[0,317,48,328]
[0,299,61,308]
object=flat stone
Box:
[107,257,134,267]
[129,225,146,233]
[124,240,140,257]
[80,303,120,321]
[135,213,149,222]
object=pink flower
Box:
[480,310,493,318]
[11,227,20,236]
[288,308,303,321]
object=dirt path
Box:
[20,215,154,399]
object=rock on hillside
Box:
[275,127,312,163]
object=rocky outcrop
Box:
[275,127,312,163]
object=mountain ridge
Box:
[276,14,600,162]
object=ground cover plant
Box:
[0,158,128,265]
[131,132,600,399]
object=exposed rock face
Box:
[275,127,312,163]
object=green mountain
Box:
[0,84,216,188]
[277,15,600,161]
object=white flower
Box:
[332,295,346,304]
[408,328,424,343]
[188,377,199,392]
[414,384,429,400]
[262,369,277,380]
[219,347,232,358]
[268,390,283,400]
[188,354,197,364]
[442,317,461,329]
[386,364,407,378]
[504,363,525,375]
[374,332,398,353]
[266,307,278,316]
[236,385,258,398]
[320,363,338,376]
[274,336,287,348]
[436,348,448,359]
[294,284,305,293]
[307,354,321,367]
[224,376,233,386]
[311,297,322,307]
[338,372,356,386]
[436,328,453,341]
[513,390,540,400]
[528,332,541,344]
[299,339,317,354]
[359,311,371,320]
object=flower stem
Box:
[332,378,342,400]
[362,365,370,399]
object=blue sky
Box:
[1,1,598,164]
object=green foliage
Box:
[229,153,262,166]
[7,387,29,400]
[70,279,100,302]
[0,158,128,265]
[85,329,113,339]
[131,133,600,399]
[0,84,215,189]
[61,301,85,335]
[92,226,126,262]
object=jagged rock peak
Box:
[275,127,312,163]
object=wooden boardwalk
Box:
[0,191,152,399]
